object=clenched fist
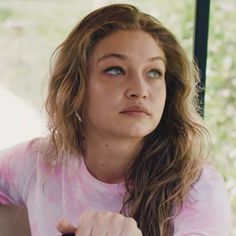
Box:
[56,210,142,236]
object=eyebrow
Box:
[97,53,166,65]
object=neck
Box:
[84,134,143,184]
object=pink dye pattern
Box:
[0,192,12,204]
[0,138,231,236]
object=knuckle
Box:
[125,217,137,226]
[136,228,143,236]
[122,217,142,234]
[81,210,94,217]
[79,210,95,223]
[114,212,124,220]
[94,211,113,224]
[99,210,111,216]
[111,213,126,225]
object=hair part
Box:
[45,4,210,235]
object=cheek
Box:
[86,89,102,117]
[152,86,166,116]
[161,88,167,107]
[87,79,123,105]
[85,83,118,118]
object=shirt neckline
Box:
[80,156,125,193]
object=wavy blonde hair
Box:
[45,4,210,235]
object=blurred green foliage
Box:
[0,0,235,234]
[0,8,12,22]
[205,1,236,232]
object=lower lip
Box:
[120,111,148,117]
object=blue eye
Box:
[104,66,125,76]
[147,69,162,79]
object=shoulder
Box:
[0,138,47,205]
[173,164,231,236]
[0,137,46,162]
[190,164,228,201]
[0,137,48,184]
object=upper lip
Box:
[120,105,151,115]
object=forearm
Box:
[0,205,31,236]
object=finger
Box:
[56,219,77,234]
[60,234,75,236]
[105,212,124,236]
[134,228,143,236]
[120,217,142,236]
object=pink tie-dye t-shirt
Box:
[0,138,231,236]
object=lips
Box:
[120,105,151,116]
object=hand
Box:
[56,210,142,236]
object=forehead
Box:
[90,30,165,62]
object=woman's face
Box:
[85,30,166,140]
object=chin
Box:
[118,127,154,139]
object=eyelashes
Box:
[103,66,164,79]
[146,69,163,79]
[104,66,125,76]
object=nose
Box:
[125,74,148,100]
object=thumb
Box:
[56,219,77,234]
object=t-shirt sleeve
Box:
[0,139,38,206]
[173,165,231,236]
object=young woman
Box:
[0,4,230,236]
